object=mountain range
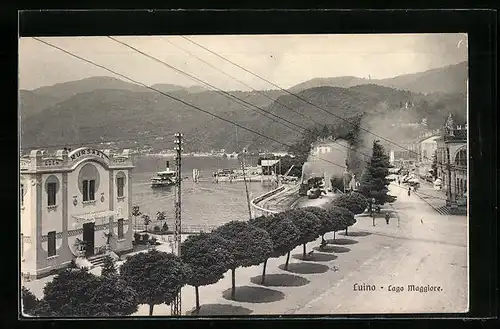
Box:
[20,62,467,152]
[289,61,467,94]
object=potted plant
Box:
[74,238,86,258]
[103,231,113,251]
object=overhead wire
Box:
[181,36,450,165]
[108,36,373,159]
[29,37,449,202]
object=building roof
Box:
[261,159,280,167]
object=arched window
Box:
[45,175,60,207]
[78,163,100,202]
[454,148,467,167]
[116,171,126,198]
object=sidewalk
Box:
[413,182,452,215]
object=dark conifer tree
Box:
[358,140,397,205]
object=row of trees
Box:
[132,206,168,233]
[22,191,368,317]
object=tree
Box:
[431,150,438,180]
[156,211,166,222]
[161,222,169,234]
[181,233,233,313]
[213,221,273,300]
[40,268,101,317]
[89,276,139,316]
[278,155,303,177]
[132,205,142,231]
[21,287,39,316]
[101,256,117,277]
[142,214,151,233]
[280,209,322,269]
[120,249,190,316]
[249,214,301,283]
[302,206,340,248]
[332,206,356,236]
[358,140,397,205]
[332,192,368,215]
[31,300,54,317]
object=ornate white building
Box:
[20,147,134,279]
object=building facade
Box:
[435,126,467,210]
[389,141,419,168]
[20,147,134,279]
[418,135,440,164]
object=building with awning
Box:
[20,147,135,279]
[260,159,280,175]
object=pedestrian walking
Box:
[408,187,411,197]
[385,212,390,225]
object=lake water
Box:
[131,156,275,228]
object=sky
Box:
[19,34,468,91]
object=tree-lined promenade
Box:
[22,189,370,317]
[22,139,404,317]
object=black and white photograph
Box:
[19,33,469,317]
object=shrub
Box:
[153,226,161,232]
[101,256,117,277]
[142,233,149,242]
[134,233,141,242]
[21,287,39,316]
[161,222,169,233]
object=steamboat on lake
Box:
[150,161,178,188]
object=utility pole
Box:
[171,132,183,316]
[241,148,253,220]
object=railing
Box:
[134,222,219,234]
[250,184,290,215]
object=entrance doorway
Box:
[82,222,95,257]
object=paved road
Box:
[291,182,468,314]
[24,183,468,316]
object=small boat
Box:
[151,161,177,188]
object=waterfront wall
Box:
[250,185,287,216]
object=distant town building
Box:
[389,141,419,167]
[418,135,440,164]
[20,147,134,279]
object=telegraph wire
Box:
[29,37,449,202]
[108,36,373,160]
[164,37,324,127]
[30,37,348,169]
[164,37,374,157]
[181,36,445,164]
[107,36,303,135]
